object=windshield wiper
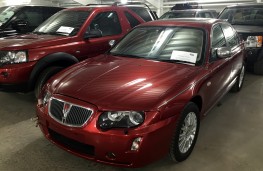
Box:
[32,31,48,35]
[110,52,142,58]
[48,32,68,36]
[156,59,195,65]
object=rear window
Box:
[124,11,140,28]
[160,11,196,19]
[128,7,152,21]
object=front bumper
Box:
[36,97,178,167]
[0,61,36,92]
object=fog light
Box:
[131,137,142,151]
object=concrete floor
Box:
[0,73,263,171]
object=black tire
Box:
[169,102,200,162]
[34,66,63,98]
[231,64,245,93]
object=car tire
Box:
[231,64,245,92]
[169,102,200,162]
[34,66,63,98]
[254,59,263,75]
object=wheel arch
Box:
[28,52,79,90]
[190,95,203,113]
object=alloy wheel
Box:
[178,112,197,154]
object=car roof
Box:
[169,9,216,12]
[63,5,130,11]
[226,3,263,8]
[139,18,222,29]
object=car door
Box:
[221,23,244,80]
[78,10,125,60]
[200,24,233,113]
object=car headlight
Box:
[98,111,145,129]
[245,36,262,48]
[0,51,28,64]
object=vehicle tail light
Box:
[257,36,262,47]
[245,36,262,48]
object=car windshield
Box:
[110,27,204,66]
[219,7,263,25]
[160,11,196,19]
[34,10,90,36]
[0,6,17,26]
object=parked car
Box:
[36,18,245,167]
[0,3,156,97]
[171,2,202,10]
[160,9,218,19]
[218,3,263,74]
[0,5,63,37]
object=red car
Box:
[37,18,245,167]
[0,4,155,97]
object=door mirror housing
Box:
[84,29,102,39]
[216,47,231,59]
[11,19,28,32]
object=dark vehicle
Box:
[218,3,263,74]
[37,18,245,167]
[0,5,63,37]
[0,4,156,97]
[171,2,201,10]
[160,9,218,19]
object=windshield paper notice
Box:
[171,50,197,63]
[57,26,74,34]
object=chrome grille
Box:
[49,98,93,127]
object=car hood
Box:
[51,55,202,111]
[0,34,71,50]
[232,25,263,35]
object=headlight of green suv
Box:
[98,111,145,130]
[0,51,28,64]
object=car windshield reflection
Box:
[34,10,91,36]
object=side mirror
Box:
[84,29,102,39]
[216,47,231,58]
[109,40,115,47]
[11,19,28,32]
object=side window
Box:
[212,11,218,18]
[221,24,239,48]
[124,11,140,28]
[211,24,227,62]
[16,7,44,31]
[196,12,202,18]
[128,7,152,21]
[204,12,212,18]
[89,11,122,37]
